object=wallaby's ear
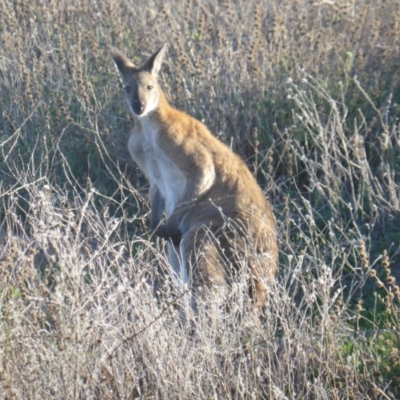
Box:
[111,47,136,78]
[143,44,167,76]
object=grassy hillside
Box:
[0,0,399,398]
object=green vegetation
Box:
[0,0,399,398]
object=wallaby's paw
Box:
[154,224,182,247]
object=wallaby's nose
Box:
[134,101,145,115]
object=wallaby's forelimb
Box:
[149,186,165,231]
[154,223,182,247]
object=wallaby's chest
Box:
[128,124,186,216]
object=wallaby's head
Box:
[112,44,167,117]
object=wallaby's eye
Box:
[147,85,154,90]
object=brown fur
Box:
[112,45,277,308]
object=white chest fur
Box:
[128,119,186,216]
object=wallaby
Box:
[112,44,277,309]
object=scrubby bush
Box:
[0,0,399,398]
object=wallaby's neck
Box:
[154,90,172,119]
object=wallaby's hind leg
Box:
[180,226,227,314]
[217,224,277,309]
[182,221,276,311]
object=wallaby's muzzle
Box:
[132,100,145,116]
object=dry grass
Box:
[1,0,400,398]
